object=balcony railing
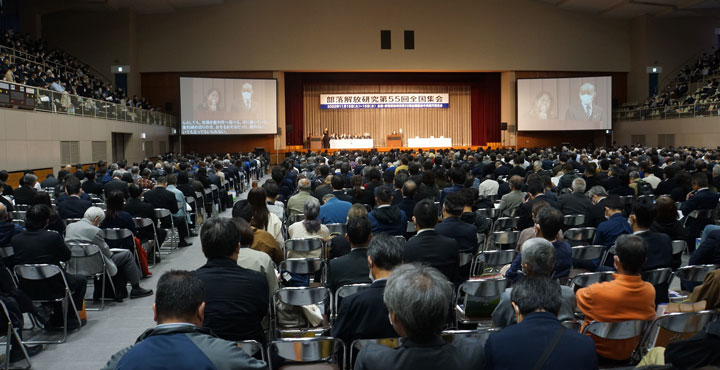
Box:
[613,102,720,121]
[0,79,176,127]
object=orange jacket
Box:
[576,273,656,361]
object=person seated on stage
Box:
[354,264,484,370]
[368,187,407,236]
[65,207,153,300]
[102,270,267,370]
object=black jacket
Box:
[518,195,559,231]
[104,179,129,199]
[11,229,71,266]
[82,180,104,197]
[57,196,92,220]
[143,187,179,214]
[332,279,396,346]
[327,248,371,293]
[194,258,268,343]
[403,230,459,285]
[558,192,593,219]
[355,335,484,370]
[638,230,673,305]
[12,186,36,206]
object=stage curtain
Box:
[472,74,501,145]
[303,85,472,146]
[285,75,305,146]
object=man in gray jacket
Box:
[64,206,152,300]
[496,175,526,217]
[102,270,267,370]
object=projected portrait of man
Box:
[565,82,605,123]
[197,88,224,111]
[231,82,259,119]
[530,91,556,120]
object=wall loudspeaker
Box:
[500,122,508,131]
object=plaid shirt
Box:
[137,177,155,190]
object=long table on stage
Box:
[330,139,374,149]
[408,137,452,147]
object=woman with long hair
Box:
[287,197,329,258]
[247,187,284,245]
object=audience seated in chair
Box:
[143,176,192,248]
[232,200,283,264]
[558,178,593,219]
[327,216,372,293]
[124,184,167,255]
[493,238,577,328]
[247,187,284,246]
[194,217,268,343]
[231,217,278,299]
[576,234,656,363]
[287,177,314,220]
[496,175,525,217]
[102,270,266,370]
[630,197,673,305]
[319,193,352,225]
[354,264,484,370]
[368,187,407,236]
[57,176,92,220]
[681,172,718,253]
[13,174,37,206]
[287,197,330,258]
[485,277,597,370]
[578,194,632,271]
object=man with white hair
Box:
[64,207,153,300]
[558,177,593,219]
[287,177,314,219]
[565,81,606,124]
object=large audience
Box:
[0,145,719,369]
[0,28,155,110]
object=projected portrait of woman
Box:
[197,88,224,111]
[530,91,555,120]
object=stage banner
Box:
[320,93,449,109]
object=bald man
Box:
[287,177,314,219]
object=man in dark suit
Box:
[397,180,418,220]
[354,264,484,370]
[13,174,37,205]
[81,169,104,197]
[57,177,92,220]
[484,277,597,370]
[681,172,719,253]
[403,200,459,285]
[654,165,677,196]
[564,81,606,126]
[631,197,672,305]
[330,175,352,203]
[0,170,13,196]
[40,174,58,189]
[518,180,559,231]
[124,184,167,251]
[333,233,402,347]
[194,218,268,343]
[143,176,191,248]
[11,205,87,328]
[436,192,478,282]
[104,170,129,199]
[327,217,372,293]
[587,185,608,228]
[558,178,593,219]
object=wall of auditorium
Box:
[0,108,171,173]
[614,116,720,148]
[37,0,631,75]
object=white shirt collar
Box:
[416,228,434,234]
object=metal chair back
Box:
[672,264,718,284]
[334,283,371,320]
[485,230,519,251]
[65,242,105,276]
[477,208,500,220]
[471,249,517,276]
[458,278,510,299]
[237,340,265,361]
[564,214,586,227]
[571,245,606,261]
[284,238,325,259]
[268,337,344,369]
[279,258,325,275]
[635,310,716,359]
[326,223,347,236]
[492,217,518,232]
[569,271,615,289]
[671,240,687,255]
[641,267,673,287]
[64,218,82,226]
[582,319,649,340]
[11,211,26,221]
[563,227,597,243]
[273,286,331,308]
[101,228,133,242]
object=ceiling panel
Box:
[559,0,617,12]
[602,2,664,18]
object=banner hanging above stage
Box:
[320,93,449,109]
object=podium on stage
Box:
[387,134,402,148]
[310,136,323,149]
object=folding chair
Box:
[10,212,25,222]
[284,238,325,260]
[287,214,305,227]
[670,264,718,301]
[271,287,332,338]
[0,298,31,370]
[441,328,499,347]
[491,217,518,233]
[682,209,715,229]
[63,218,82,226]
[203,188,216,217]
[569,271,614,289]
[133,217,159,267]
[471,250,517,277]
[476,208,500,220]
[406,221,416,233]
[641,268,673,287]
[350,338,398,368]
[671,240,687,256]
[581,319,650,363]
[13,264,82,344]
[563,227,596,245]
[455,278,510,327]
[571,245,606,261]
[185,196,198,233]
[633,310,716,361]
[484,231,519,251]
[268,337,345,369]
[154,208,178,252]
[279,258,327,287]
[333,283,371,321]
[210,185,221,214]
[564,214,586,227]
[326,223,347,236]
[237,339,265,362]
[65,242,115,311]
[194,191,207,222]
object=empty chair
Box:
[272,287,332,338]
[491,217,518,232]
[154,208,178,251]
[268,337,345,369]
[13,264,82,344]
[471,250,517,277]
[455,279,510,327]
[0,298,32,369]
[641,267,673,287]
[569,271,615,289]
[633,310,716,361]
[563,227,596,245]
[133,217,159,266]
[564,214,586,227]
[671,240,687,256]
[671,264,718,300]
[571,245,606,262]
[476,208,500,220]
[484,231,519,251]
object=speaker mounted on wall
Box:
[500,122,508,131]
